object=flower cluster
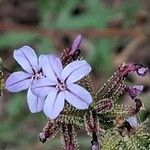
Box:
[5,35,92,119]
[4,35,149,150]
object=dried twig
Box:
[0,22,143,40]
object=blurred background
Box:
[0,0,150,149]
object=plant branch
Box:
[0,22,143,40]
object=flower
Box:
[135,64,149,76]
[32,55,92,119]
[118,63,149,78]
[5,46,45,113]
[126,116,138,127]
[125,85,143,99]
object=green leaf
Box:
[0,32,38,49]
[6,93,26,116]
[36,37,54,54]
[89,38,117,74]
[36,0,64,27]
[121,0,141,27]
[56,0,118,29]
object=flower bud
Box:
[69,35,82,55]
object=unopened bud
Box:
[69,35,82,55]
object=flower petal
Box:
[61,60,91,84]
[125,85,143,99]
[40,55,63,82]
[64,84,92,109]
[14,46,38,74]
[27,87,45,113]
[38,54,45,72]
[127,116,138,127]
[43,89,65,119]
[32,77,56,98]
[136,65,149,76]
[5,71,32,92]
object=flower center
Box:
[56,81,66,91]
[32,72,43,80]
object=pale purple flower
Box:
[32,55,92,119]
[5,46,45,113]
[125,85,143,99]
[127,116,138,127]
[135,65,149,76]
[119,63,149,78]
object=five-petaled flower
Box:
[32,55,92,119]
[5,46,45,113]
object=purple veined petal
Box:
[32,77,57,98]
[125,85,143,99]
[13,46,39,74]
[61,60,91,84]
[64,84,92,109]
[43,89,65,119]
[133,85,143,92]
[27,87,45,113]
[126,116,138,127]
[5,71,32,92]
[40,55,63,82]
[69,35,82,55]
